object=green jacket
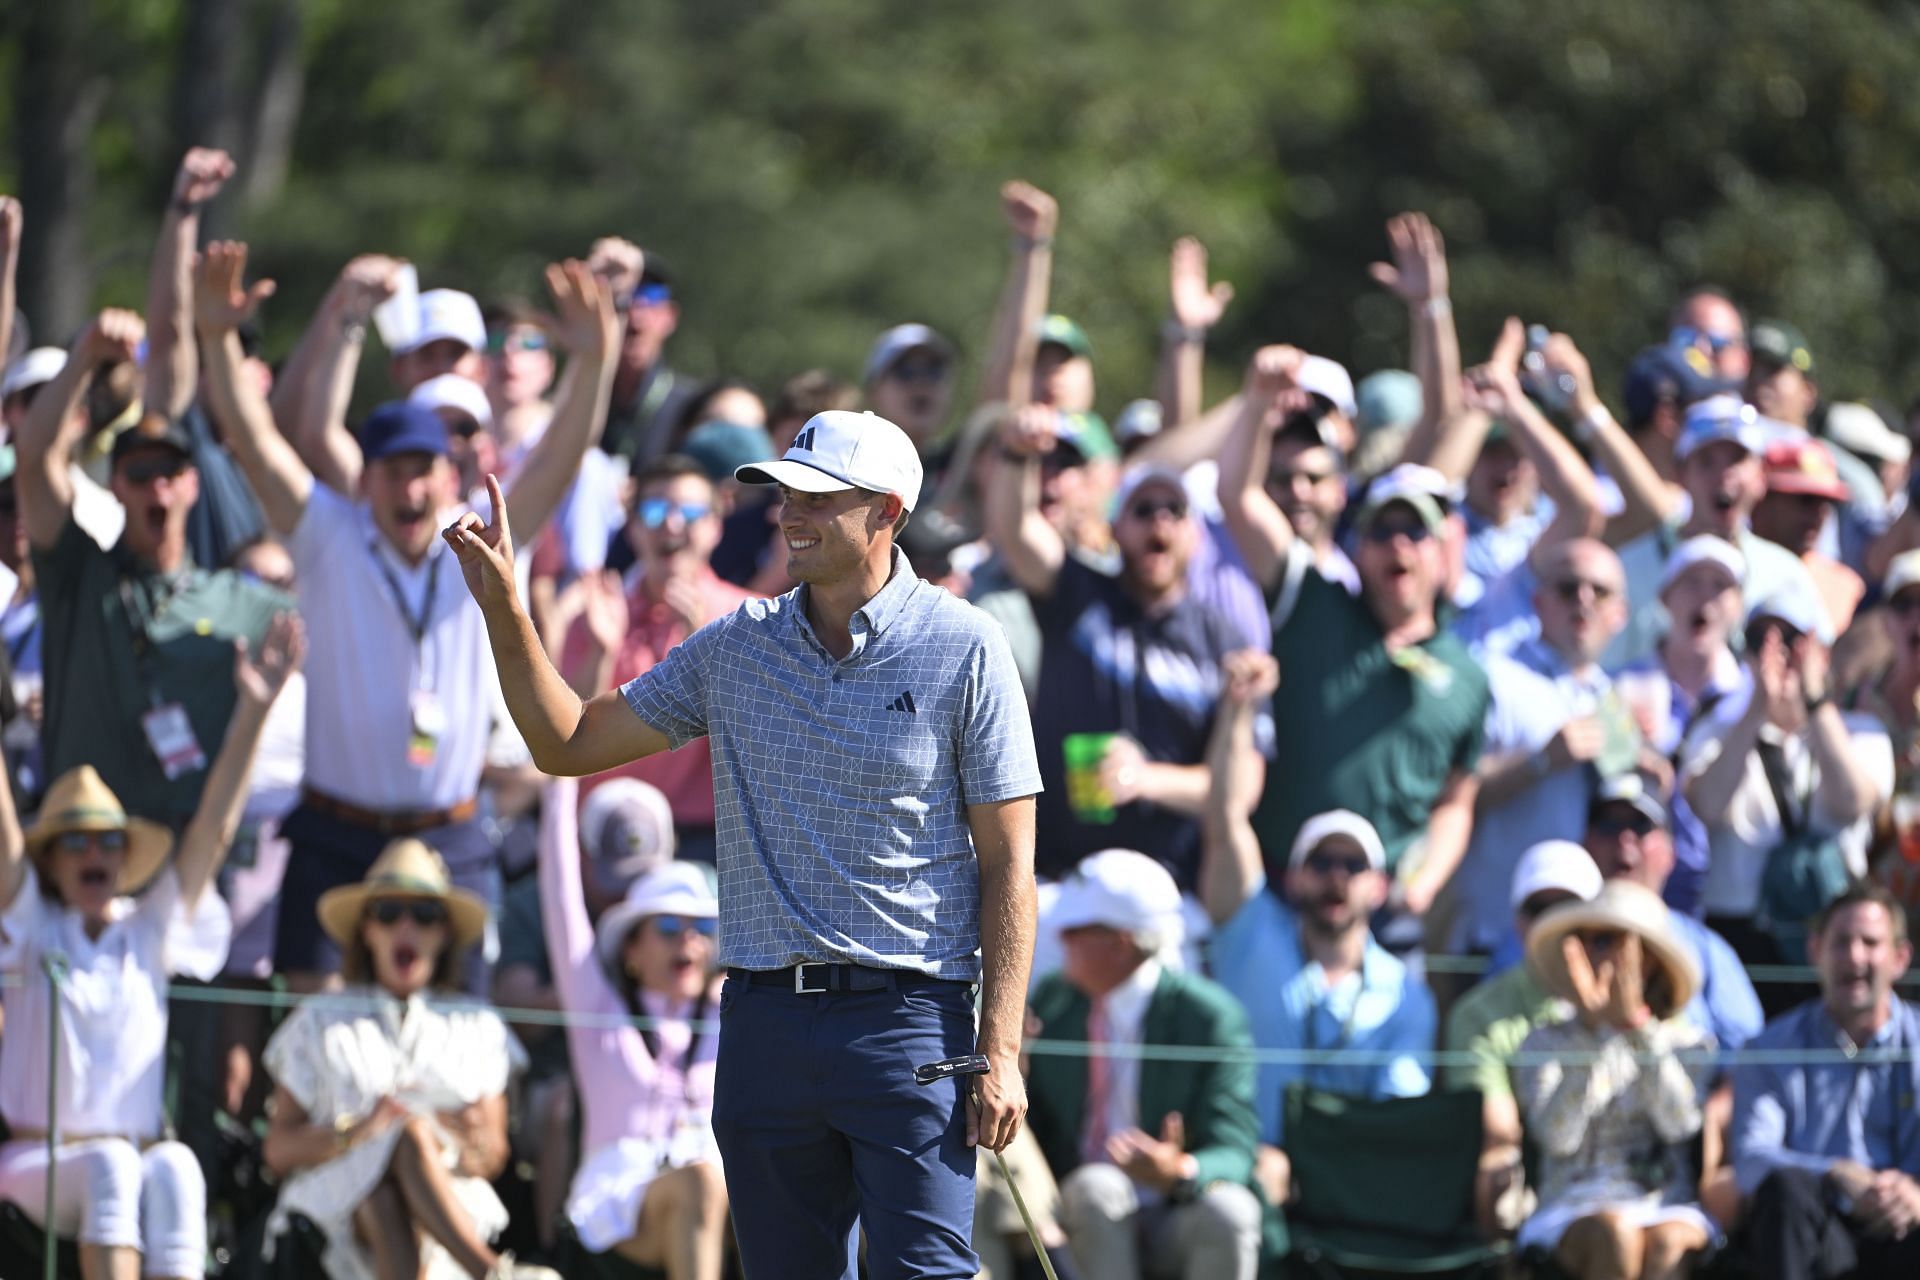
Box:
[1027,966,1259,1192]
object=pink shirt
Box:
[538,778,717,1156]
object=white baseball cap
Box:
[1,346,67,401]
[1287,810,1386,873]
[1509,840,1603,912]
[593,860,718,976]
[1296,355,1358,420]
[398,289,486,355]
[1050,849,1183,939]
[409,372,493,430]
[1658,534,1745,595]
[1824,401,1911,466]
[734,409,924,512]
[863,323,956,385]
[1675,394,1766,461]
[1886,548,1920,601]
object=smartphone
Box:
[372,263,421,352]
[913,1054,991,1087]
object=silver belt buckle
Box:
[794,963,827,994]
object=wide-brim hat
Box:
[25,765,174,894]
[1526,880,1700,1020]
[316,837,488,950]
[594,861,719,977]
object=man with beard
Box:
[864,323,957,452]
[1264,390,1358,594]
[559,454,754,864]
[193,242,618,990]
[1449,538,1633,956]
[1221,346,1489,915]
[986,406,1260,895]
[1201,649,1436,1207]
[1733,882,1920,1279]
[15,309,287,826]
[1752,437,1863,637]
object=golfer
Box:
[446,409,1041,1279]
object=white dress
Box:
[262,987,524,1280]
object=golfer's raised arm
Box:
[445,475,671,776]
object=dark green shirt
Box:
[1254,545,1489,878]
[35,515,287,825]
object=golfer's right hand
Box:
[444,473,517,613]
[968,1052,1027,1152]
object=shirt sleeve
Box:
[619,615,719,749]
[1209,880,1280,985]
[0,862,49,968]
[1732,1049,1836,1194]
[262,1003,324,1114]
[956,621,1043,806]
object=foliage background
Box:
[5,0,1919,418]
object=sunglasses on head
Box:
[367,899,450,928]
[650,915,717,938]
[120,455,189,485]
[53,829,128,855]
[638,497,712,529]
[1552,577,1617,603]
[1301,850,1372,878]
[1127,496,1188,522]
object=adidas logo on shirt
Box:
[886,691,918,715]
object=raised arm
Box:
[0,727,25,913]
[502,260,620,536]
[968,793,1037,1154]
[195,242,312,534]
[1544,331,1682,548]
[144,147,235,422]
[445,476,671,776]
[1216,346,1300,593]
[981,406,1068,597]
[16,311,142,550]
[1155,237,1233,430]
[0,197,19,387]
[175,612,304,910]
[976,182,1057,411]
[1199,650,1279,925]
[1371,213,1460,456]
[270,254,408,496]
[1686,648,1777,827]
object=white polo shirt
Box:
[288,484,493,811]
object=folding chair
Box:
[1280,1085,1509,1278]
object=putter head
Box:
[913,1053,991,1087]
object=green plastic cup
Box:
[1063,732,1118,823]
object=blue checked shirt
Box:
[622,550,1042,981]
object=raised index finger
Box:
[484,473,510,539]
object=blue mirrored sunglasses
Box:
[639,498,712,529]
[651,915,717,938]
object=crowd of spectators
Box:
[2,146,1920,1280]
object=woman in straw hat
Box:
[259,838,557,1280]
[535,776,725,1277]
[0,611,302,1280]
[1516,880,1717,1278]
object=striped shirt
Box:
[622,550,1042,981]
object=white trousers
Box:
[0,1138,205,1277]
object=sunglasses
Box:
[1552,578,1617,603]
[1360,519,1433,544]
[1579,928,1625,954]
[620,283,673,311]
[367,899,450,928]
[1591,810,1657,839]
[1671,326,1745,355]
[638,498,712,529]
[120,456,190,485]
[1890,594,1920,618]
[887,359,948,385]
[1127,497,1188,522]
[1301,851,1373,878]
[487,330,549,355]
[53,830,129,855]
[445,416,482,440]
[650,915,717,938]
[1271,465,1340,488]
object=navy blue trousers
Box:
[712,974,980,1280]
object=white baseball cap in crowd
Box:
[863,323,957,385]
[1675,394,1766,461]
[1287,810,1387,873]
[1114,464,1192,516]
[1509,840,1604,912]
[1050,849,1183,939]
[1658,534,1746,595]
[734,409,924,512]
[1885,549,1920,601]
[1746,577,1834,645]
[409,372,494,430]
[1296,355,1358,420]
[398,289,487,356]
[2,346,68,401]
[593,860,718,977]
[1824,401,1912,466]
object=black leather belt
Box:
[729,963,971,994]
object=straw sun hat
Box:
[26,766,174,894]
[317,838,489,951]
[1526,880,1701,1021]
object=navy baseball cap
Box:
[359,401,450,461]
[1622,344,1733,427]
